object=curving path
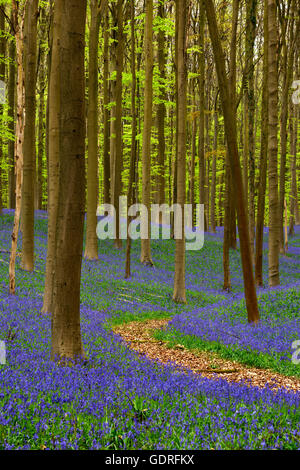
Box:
[113,318,300,393]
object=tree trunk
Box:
[125,0,137,279]
[190,96,197,226]
[218,161,224,226]
[171,4,178,240]
[173,0,187,304]
[44,1,54,212]
[0,8,5,214]
[255,0,269,286]
[111,0,124,250]
[156,1,166,218]
[267,0,280,287]
[242,97,249,211]
[51,0,87,361]
[205,83,211,231]
[21,0,38,272]
[204,0,260,323]
[245,0,258,261]
[210,96,218,233]
[278,5,296,253]
[8,11,16,210]
[103,9,110,205]
[109,19,116,206]
[84,0,100,261]
[198,0,206,231]
[42,0,61,313]
[141,0,154,265]
[289,103,298,236]
[36,68,45,211]
[223,0,239,288]
[9,2,25,295]
[223,156,231,291]
[36,6,47,211]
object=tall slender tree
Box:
[125,0,137,279]
[267,0,280,287]
[103,7,110,205]
[155,0,166,216]
[0,7,5,215]
[84,0,101,261]
[198,0,206,232]
[204,0,260,323]
[255,0,269,286]
[110,0,124,250]
[173,0,187,304]
[278,1,297,253]
[141,0,154,266]
[289,103,298,236]
[42,0,60,313]
[21,0,38,272]
[51,0,87,361]
[9,1,26,295]
[8,8,16,210]
[223,0,239,291]
[36,6,47,211]
[245,0,257,260]
[210,92,218,233]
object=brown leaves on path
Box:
[113,319,300,393]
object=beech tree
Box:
[21,0,38,272]
[8,8,16,210]
[42,0,60,313]
[0,7,5,215]
[102,7,110,205]
[155,0,166,216]
[51,0,87,360]
[9,0,26,295]
[125,0,137,279]
[35,5,47,211]
[245,0,258,261]
[255,0,269,287]
[204,0,260,323]
[140,0,154,266]
[173,0,187,304]
[110,0,124,250]
[278,0,297,254]
[267,0,280,288]
[84,0,102,261]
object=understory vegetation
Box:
[0,211,299,450]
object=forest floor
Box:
[0,210,299,450]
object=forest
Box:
[0,0,299,453]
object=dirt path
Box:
[113,319,300,393]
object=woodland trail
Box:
[113,319,300,393]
